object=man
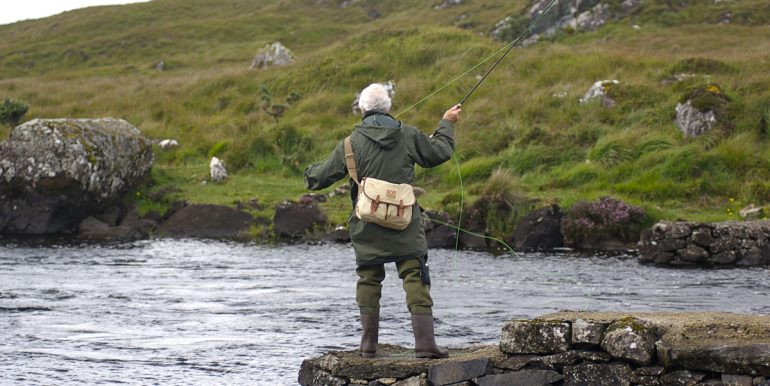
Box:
[304,83,461,359]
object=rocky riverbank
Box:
[299,311,770,386]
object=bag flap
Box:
[361,178,415,206]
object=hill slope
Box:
[1,0,769,233]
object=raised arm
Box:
[411,105,462,168]
[304,140,347,191]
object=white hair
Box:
[358,83,392,113]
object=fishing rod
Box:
[459,0,561,106]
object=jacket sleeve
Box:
[304,140,348,191]
[411,119,455,168]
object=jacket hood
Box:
[356,111,402,150]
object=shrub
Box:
[464,168,535,239]
[0,98,29,127]
[562,196,646,246]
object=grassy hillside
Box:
[1,0,769,233]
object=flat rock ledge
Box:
[639,220,770,267]
[299,312,770,386]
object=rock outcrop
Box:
[300,311,770,386]
[156,204,254,240]
[250,42,295,70]
[0,118,153,235]
[513,204,564,251]
[675,84,732,137]
[639,220,770,267]
[422,210,457,249]
[675,101,717,137]
[273,200,327,239]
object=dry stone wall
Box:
[299,311,770,386]
[639,220,770,267]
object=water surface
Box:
[1,240,768,385]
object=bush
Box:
[463,169,535,239]
[562,196,646,246]
[0,98,29,127]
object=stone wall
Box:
[639,220,770,267]
[299,311,770,386]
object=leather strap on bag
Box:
[344,136,360,185]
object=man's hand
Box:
[443,104,462,124]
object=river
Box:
[1,240,768,385]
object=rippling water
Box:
[1,240,768,385]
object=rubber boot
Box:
[360,313,379,358]
[411,313,449,359]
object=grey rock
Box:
[78,224,144,242]
[575,3,609,32]
[476,369,562,386]
[422,210,457,249]
[496,355,539,371]
[513,204,564,252]
[428,358,491,385]
[659,370,705,386]
[737,246,766,266]
[250,42,295,70]
[119,210,158,237]
[678,245,709,263]
[710,250,737,264]
[0,118,153,235]
[669,222,694,239]
[739,205,764,220]
[632,367,664,386]
[571,318,607,346]
[210,157,228,182]
[563,362,632,386]
[531,350,611,371]
[580,80,619,105]
[157,204,253,240]
[600,318,657,365]
[500,320,571,354]
[154,60,165,72]
[676,100,717,137]
[691,228,713,247]
[158,139,179,150]
[434,0,463,10]
[721,374,753,386]
[652,252,675,264]
[273,201,327,239]
[660,238,688,252]
[657,340,770,378]
[392,374,428,386]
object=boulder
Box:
[250,42,295,70]
[157,204,254,239]
[580,80,619,107]
[0,118,153,235]
[352,81,395,115]
[571,318,607,346]
[273,200,327,239]
[427,358,491,385]
[77,216,143,242]
[476,369,562,386]
[739,205,764,220]
[563,362,632,386]
[210,157,228,182]
[119,209,159,237]
[600,317,657,365]
[675,100,717,137]
[500,319,571,354]
[513,204,564,252]
[422,210,457,249]
[158,139,179,150]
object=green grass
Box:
[1,0,770,233]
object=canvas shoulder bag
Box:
[344,136,415,230]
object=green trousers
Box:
[356,258,433,315]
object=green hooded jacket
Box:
[304,110,455,266]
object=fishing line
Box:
[392,0,560,258]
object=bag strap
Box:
[343,136,360,186]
